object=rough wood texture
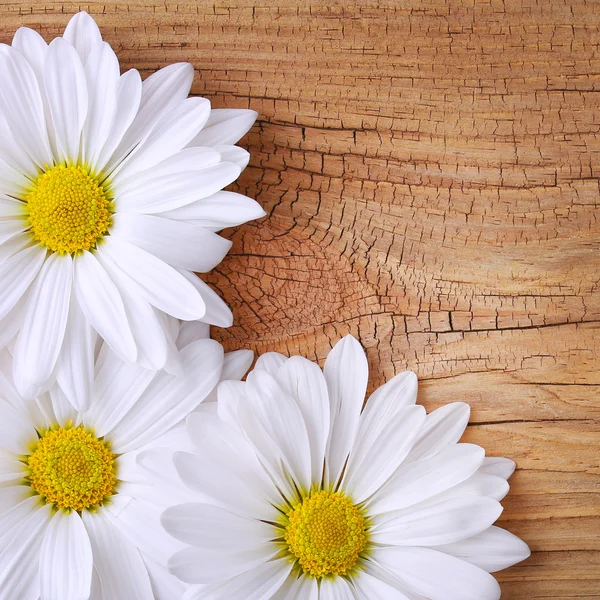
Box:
[1,2,599,598]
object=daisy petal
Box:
[0,485,32,514]
[99,237,206,321]
[480,457,516,480]
[169,544,276,584]
[372,496,503,546]
[0,504,52,600]
[111,62,194,162]
[43,38,88,162]
[352,571,410,600]
[435,525,531,573]
[254,352,288,374]
[0,397,37,454]
[189,108,258,146]
[143,554,187,600]
[11,27,47,79]
[161,503,274,550]
[55,292,96,412]
[84,344,155,438]
[435,471,510,503]
[277,356,331,484]
[324,335,369,485]
[221,349,254,381]
[373,546,501,600]
[82,42,119,166]
[319,576,357,600]
[39,510,93,600]
[74,250,137,362]
[0,244,46,323]
[368,443,485,514]
[0,47,53,168]
[214,145,250,170]
[176,270,233,327]
[13,253,73,399]
[113,97,211,182]
[63,11,103,64]
[108,339,223,452]
[161,190,266,230]
[344,405,426,503]
[82,510,154,600]
[406,402,471,462]
[111,212,232,273]
[271,576,319,600]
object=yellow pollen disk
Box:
[26,164,112,254]
[27,426,117,512]
[284,490,369,579]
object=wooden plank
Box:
[0,1,598,597]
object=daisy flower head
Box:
[0,321,254,600]
[163,335,530,600]
[0,11,264,402]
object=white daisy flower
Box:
[0,321,254,600]
[0,11,264,402]
[162,335,530,600]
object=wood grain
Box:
[1,1,599,598]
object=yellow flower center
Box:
[283,490,368,578]
[27,426,117,512]
[26,164,112,254]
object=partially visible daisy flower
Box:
[0,11,264,402]
[0,321,253,600]
[162,335,530,600]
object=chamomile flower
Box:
[162,336,530,600]
[0,11,264,402]
[0,321,253,600]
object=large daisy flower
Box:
[162,335,530,600]
[0,321,254,600]
[0,11,264,401]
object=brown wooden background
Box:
[1,2,599,598]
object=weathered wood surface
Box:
[1,1,599,598]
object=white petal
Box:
[0,115,39,179]
[113,151,229,214]
[83,509,154,600]
[94,68,142,172]
[324,335,368,485]
[406,402,471,462]
[55,291,96,412]
[372,496,503,546]
[0,244,46,322]
[0,47,53,168]
[0,220,26,245]
[82,42,119,166]
[434,471,510,503]
[0,485,32,514]
[84,343,155,438]
[74,250,137,362]
[435,525,531,573]
[0,504,52,600]
[176,320,209,350]
[160,190,265,230]
[352,571,411,600]
[43,38,88,162]
[111,212,232,272]
[362,371,418,423]
[39,510,93,600]
[186,558,292,600]
[143,554,187,600]
[48,386,78,428]
[13,253,72,399]
[169,543,278,584]
[99,237,206,320]
[12,27,48,77]
[254,351,288,374]
[276,356,330,484]
[272,576,318,600]
[110,62,194,163]
[0,197,26,219]
[0,397,37,454]
[344,405,426,503]
[373,546,501,600]
[368,443,485,515]
[176,270,233,327]
[0,496,40,548]
[0,456,25,486]
[319,576,357,600]
[104,496,181,565]
[214,145,250,170]
[480,457,516,480]
[189,108,257,146]
[246,368,312,491]
[63,11,103,64]
[162,502,274,550]
[108,339,223,452]
[221,349,254,381]
[112,97,211,182]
